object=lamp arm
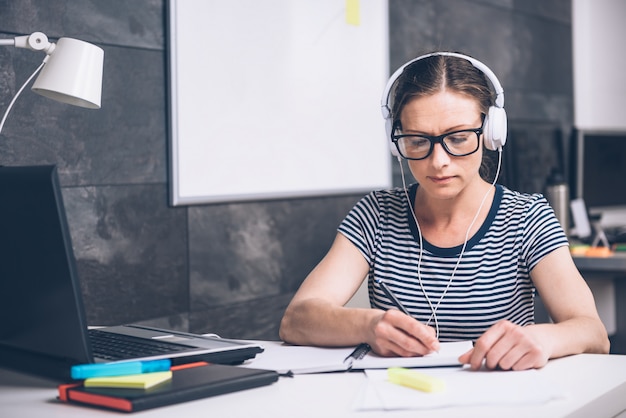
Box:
[1,32,56,54]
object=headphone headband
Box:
[381,52,507,152]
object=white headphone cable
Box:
[398,149,503,338]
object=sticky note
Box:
[84,371,173,389]
[346,0,360,26]
[71,358,171,379]
[387,367,446,393]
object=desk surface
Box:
[1,342,626,418]
[573,251,626,274]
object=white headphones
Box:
[380,52,507,155]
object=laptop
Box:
[0,165,264,381]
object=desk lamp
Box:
[0,31,104,136]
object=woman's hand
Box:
[458,320,549,371]
[368,309,440,357]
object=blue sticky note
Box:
[71,359,171,380]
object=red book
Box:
[58,362,278,412]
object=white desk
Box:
[1,345,626,417]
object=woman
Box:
[279,52,609,371]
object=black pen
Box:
[375,278,411,316]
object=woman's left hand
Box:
[458,320,549,371]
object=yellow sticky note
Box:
[84,371,172,389]
[387,367,446,393]
[346,0,360,26]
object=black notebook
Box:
[58,362,279,412]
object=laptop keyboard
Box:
[88,329,193,361]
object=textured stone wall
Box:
[0,0,572,340]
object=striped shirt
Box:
[338,184,569,342]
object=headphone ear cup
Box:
[483,106,507,151]
[390,142,400,157]
[385,117,400,157]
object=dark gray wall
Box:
[0,0,572,340]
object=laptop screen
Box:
[0,165,93,379]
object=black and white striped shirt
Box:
[338,184,569,342]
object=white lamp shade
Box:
[31,37,104,109]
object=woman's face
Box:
[399,90,484,202]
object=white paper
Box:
[241,344,355,374]
[358,367,567,411]
[353,340,472,369]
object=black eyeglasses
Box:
[391,121,484,160]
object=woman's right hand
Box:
[367,309,440,357]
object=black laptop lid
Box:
[0,165,93,380]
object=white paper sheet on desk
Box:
[352,341,472,369]
[241,344,356,374]
[355,367,567,411]
[241,341,472,375]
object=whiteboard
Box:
[573,0,626,131]
[168,0,391,205]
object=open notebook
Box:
[242,340,473,375]
[0,165,264,381]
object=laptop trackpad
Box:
[100,325,194,343]
[99,325,231,348]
